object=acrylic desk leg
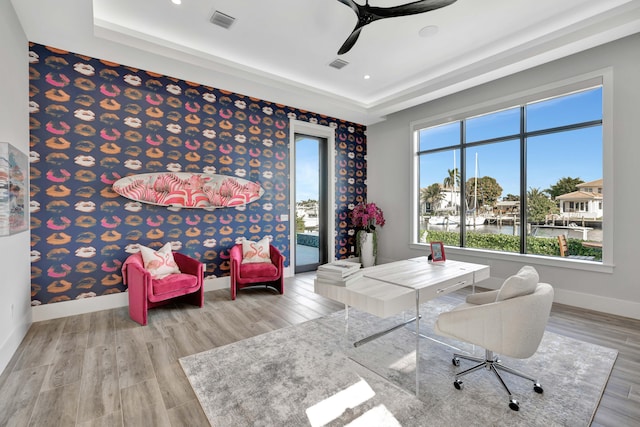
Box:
[415,290,420,396]
[344,304,349,337]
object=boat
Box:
[428,215,459,226]
[428,153,485,227]
[465,212,486,226]
[465,153,486,227]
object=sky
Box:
[294,87,603,204]
[418,87,603,197]
[295,137,320,202]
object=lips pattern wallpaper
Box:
[28,43,367,305]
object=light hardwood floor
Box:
[0,273,638,426]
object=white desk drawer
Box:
[315,278,414,318]
[417,271,474,302]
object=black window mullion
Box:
[460,122,466,247]
[520,106,527,254]
[415,85,602,254]
[524,119,602,139]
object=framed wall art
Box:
[0,142,28,236]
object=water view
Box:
[421,220,603,242]
[416,87,603,261]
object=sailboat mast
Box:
[453,150,457,213]
[474,152,478,211]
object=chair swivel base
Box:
[451,349,543,411]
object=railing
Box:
[561,212,600,219]
[296,233,319,248]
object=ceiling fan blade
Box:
[336,0,360,15]
[334,0,455,54]
[338,26,363,55]
[369,0,457,19]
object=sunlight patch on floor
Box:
[305,378,376,427]
[389,350,417,374]
[345,404,402,427]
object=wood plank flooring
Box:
[0,272,638,426]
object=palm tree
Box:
[443,168,460,211]
[528,187,558,223]
[420,183,444,214]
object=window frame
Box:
[409,70,613,272]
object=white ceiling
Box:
[12,0,640,125]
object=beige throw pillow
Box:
[139,242,181,279]
[496,265,539,301]
[242,237,271,264]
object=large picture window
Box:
[414,85,603,262]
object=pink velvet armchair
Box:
[122,251,204,325]
[229,243,284,300]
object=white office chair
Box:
[434,266,554,411]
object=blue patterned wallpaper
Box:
[28,43,367,305]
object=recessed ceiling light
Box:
[172,0,182,5]
[419,25,439,38]
[364,75,371,80]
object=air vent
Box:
[329,59,349,70]
[210,11,236,29]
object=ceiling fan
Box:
[336,0,457,55]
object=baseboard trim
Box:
[30,269,639,322]
[553,287,640,320]
[31,269,295,322]
[32,292,129,322]
[32,276,231,322]
[0,312,31,376]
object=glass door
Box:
[294,134,328,273]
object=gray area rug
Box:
[180,300,617,426]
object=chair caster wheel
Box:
[452,357,460,366]
[453,380,463,390]
[509,399,520,411]
[534,383,543,393]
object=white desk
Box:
[315,257,490,317]
[315,257,490,395]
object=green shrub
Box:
[421,230,602,261]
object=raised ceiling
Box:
[12,0,640,125]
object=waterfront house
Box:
[556,179,603,219]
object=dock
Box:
[532,224,592,240]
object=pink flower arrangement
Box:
[351,202,386,233]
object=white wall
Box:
[0,0,32,374]
[368,34,640,320]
